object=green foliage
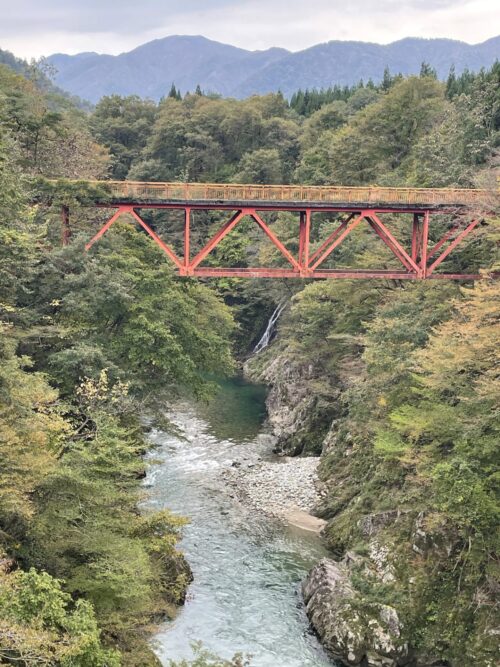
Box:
[282,279,382,369]
[0,64,107,178]
[300,101,348,149]
[30,408,190,626]
[168,84,182,101]
[0,331,65,537]
[234,148,283,184]
[419,62,437,79]
[289,81,372,116]
[328,77,447,184]
[32,177,115,206]
[168,643,251,667]
[0,567,120,666]
[29,226,235,397]
[124,93,294,183]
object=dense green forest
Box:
[0,55,498,667]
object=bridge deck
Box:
[52,179,497,281]
[82,180,490,210]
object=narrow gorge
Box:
[0,50,497,667]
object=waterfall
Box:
[253,302,286,354]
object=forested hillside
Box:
[0,55,499,667]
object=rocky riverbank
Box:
[302,558,409,667]
[221,451,327,531]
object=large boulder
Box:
[302,558,409,667]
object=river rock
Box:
[302,558,408,667]
[357,510,408,538]
[222,454,324,521]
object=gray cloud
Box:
[0,0,236,34]
[0,0,497,58]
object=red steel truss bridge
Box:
[56,180,498,281]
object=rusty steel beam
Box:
[85,207,127,251]
[94,202,465,214]
[427,219,480,276]
[82,201,489,281]
[184,207,191,269]
[427,223,462,259]
[308,213,356,265]
[368,212,420,274]
[188,210,244,271]
[367,218,416,273]
[411,214,422,263]
[191,267,485,280]
[298,210,311,272]
[129,209,183,269]
[310,213,364,270]
[419,211,430,278]
[251,211,301,271]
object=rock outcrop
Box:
[245,352,338,455]
[302,558,408,667]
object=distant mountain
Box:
[47,36,289,102]
[42,34,500,103]
[0,48,27,74]
[232,36,500,98]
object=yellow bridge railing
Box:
[94,180,493,207]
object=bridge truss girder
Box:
[78,204,483,281]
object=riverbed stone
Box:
[222,454,324,522]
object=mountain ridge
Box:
[38,34,500,102]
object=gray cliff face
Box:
[302,549,453,667]
[246,351,339,456]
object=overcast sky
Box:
[0,0,498,59]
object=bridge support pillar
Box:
[184,207,191,270]
[299,210,311,275]
[411,212,429,278]
[411,214,420,262]
[420,211,429,279]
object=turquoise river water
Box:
[145,377,336,666]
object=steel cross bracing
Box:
[78,203,486,281]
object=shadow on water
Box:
[145,376,337,667]
[196,375,267,443]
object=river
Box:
[145,377,336,667]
